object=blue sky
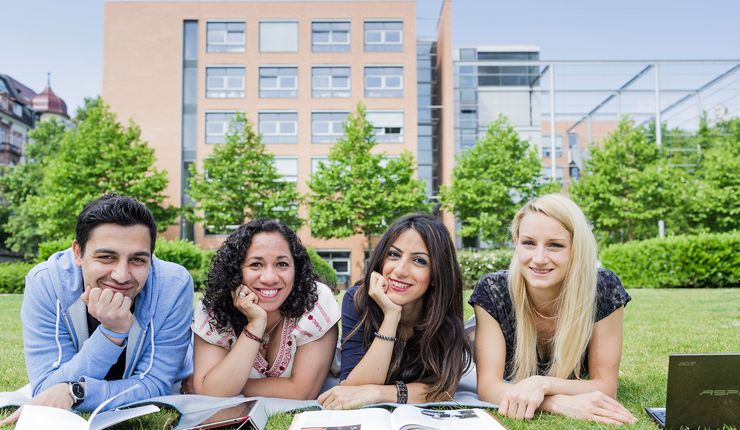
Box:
[3,0,740,113]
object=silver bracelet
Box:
[373,331,398,342]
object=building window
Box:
[206,67,245,98]
[364,21,403,52]
[367,111,403,143]
[311,156,329,173]
[542,135,564,158]
[259,112,297,144]
[541,167,564,184]
[317,250,351,286]
[206,22,245,53]
[205,112,238,144]
[364,66,403,97]
[260,21,298,52]
[274,157,298,182]
[259,67,298,98]
[312,21,350,52]
[312,112,348,144]
[312,66,350,98]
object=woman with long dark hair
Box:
[191,219,339,399]
[318,214,471,408]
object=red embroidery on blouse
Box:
[253,318,297,377]
[316,302,332,324]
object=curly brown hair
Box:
[202,219,319,335]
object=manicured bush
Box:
[600,231,740,288]
[308,248,337,289]
[154,239,205,271]
[458,249,513,289]
[0,262,36,293]
[35,238,74,262]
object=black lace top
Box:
[469,268,631,380]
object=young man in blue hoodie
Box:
[1,194,193,424]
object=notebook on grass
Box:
[645,353,739,430]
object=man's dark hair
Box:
[75,194,157,255]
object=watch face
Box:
[71,382,84,400]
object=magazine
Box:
[14,384,159,430]
[289,405,507,430]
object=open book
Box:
[289,405,507,430]
[15,384,159,430]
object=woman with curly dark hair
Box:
[318,214,471,409]
[191,219,339,399]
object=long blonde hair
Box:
[508,193,597,381]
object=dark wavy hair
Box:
[202,219,319,335]
[349,213,471,400]
[76,194,157,254]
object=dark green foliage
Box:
[307,248,337,289]
[457,249,514,289]
[35,238,75,263]
[600,231,740,289]
[0,262,36,293]
[154,239,213,292]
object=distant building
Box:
[0,75,36,166]
[0,74,70,166]
[102,0,454,287]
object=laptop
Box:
[645,353,740,429]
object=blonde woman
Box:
[471,194,637,424]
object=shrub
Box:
[308,248,337,289]
[0,262,36,293]
[458,249,513,289]
[600,231,740,288]
[36,238,74,262]
[155,239,213,292]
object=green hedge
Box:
[308,248,337,289]
[600,231,740,288]
[0,262,36,293]
[458,249,513,289]
[36,238,74,262]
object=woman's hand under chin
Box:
[367,271,403,316]
[232,284,268,330]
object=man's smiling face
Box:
[73,223,152,300]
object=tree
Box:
[0,119,67,251]
[186,113,301,233]
[570,118,680,244]
[440,115,553,245]
[307,103,429,252]
[5,98,176,256]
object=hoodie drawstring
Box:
[138,320,155,379]
[52,300,62,369]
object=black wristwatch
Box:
[67,381,85,407]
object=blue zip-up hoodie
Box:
[21,248,194,412]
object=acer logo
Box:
[699,389,740,396]
[677,361,696,366]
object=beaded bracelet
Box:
[99,325,129,339]
[242,327,266,345]
[373,331,398,342]
[394,380,408,404]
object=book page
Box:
[391,406,507,430]
[15,404,88,430]
[289,408,392,430]
[90,405,160,430]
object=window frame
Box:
[364,65,403,98]
[312,21,350,52]
[312,111,349,144]
[312,66,351,98]
[206,21,245,53]
[259,66,299,98]
[259,111,298,144]
[205,66,245,98]
[364,20,403,52]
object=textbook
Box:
[289,405,507,430]
[15,385,159,430]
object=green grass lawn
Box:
[2,288,739,429]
